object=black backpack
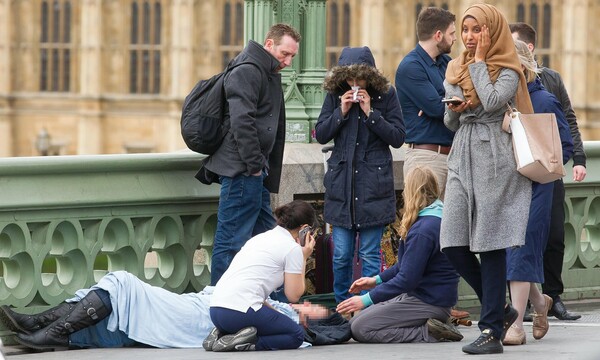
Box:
[180,61,254,155]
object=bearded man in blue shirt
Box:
[395,7,456,199]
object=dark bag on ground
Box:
[180,61,253,155]
[304,312,352,345]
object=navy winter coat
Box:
[315,47,405,229]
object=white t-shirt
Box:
[210,226,304,312]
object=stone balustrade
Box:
[0,143,599,324]
[0,152,219,312]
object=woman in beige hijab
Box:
[439,3,533,355]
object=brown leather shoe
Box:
[502,324,526,345]
[532,294,553,340]
[451,308,470,319]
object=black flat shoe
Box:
[462,329,503,355]
[548,297,581,321]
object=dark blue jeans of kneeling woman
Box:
[210,306,304,350]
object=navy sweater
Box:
[395,44,454,146]
[368,216,459,307]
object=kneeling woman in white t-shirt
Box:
[207,200,317,352]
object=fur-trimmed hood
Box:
[323,47,390,95]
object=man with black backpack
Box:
[199,23,301,286]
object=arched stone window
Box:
[40,0,72,92]
[516,0,553,68]
[326,0,351,69]
[129,1,162,94]
[220,0,244,69]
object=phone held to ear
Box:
[442,98,465,105]
[298,226,312,247]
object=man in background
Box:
[395,7,456,199]
[510,22,585,321]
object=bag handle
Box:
[502,103,517,133]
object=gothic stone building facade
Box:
[0,0,598,156]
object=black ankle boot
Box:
[15,291,111,351]
[0,302,75,335]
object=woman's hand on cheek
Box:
[475,25,490,62]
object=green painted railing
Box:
[560,141,600,301]
[0,143,599,322]
[0,152,219,313]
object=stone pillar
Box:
[0,0,13,156]
[561,0,589,124]
[78,0,103,154]
[299,0,327,142]
[359,0,385,66]
[168,0,196,152]
[244,0,328,142]
[244,0,274,44]
[170,0,195,99]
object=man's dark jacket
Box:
[539,68,586,167]
[198,40,286,193]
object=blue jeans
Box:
[69,317,138,348]
[210,306,304,350]
[332,225,383,303]
[210,172,276,285]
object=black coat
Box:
[315,47,405,229]
[201,40,285,193]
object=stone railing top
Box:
[0,151,219,211]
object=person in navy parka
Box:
[315,47,405,303]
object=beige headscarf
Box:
[446,3,533,114]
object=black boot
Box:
[15,290,111,351]
[0,302,75,335]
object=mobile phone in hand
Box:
[442,98,464,105]
[298,226,312,247]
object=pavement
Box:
[2,301,600,360]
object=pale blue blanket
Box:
[68,271,302,348]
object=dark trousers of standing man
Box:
[542,179,565,299]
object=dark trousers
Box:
[443,247,506,339]
[210,306,305,351]
[542,179,565,299]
